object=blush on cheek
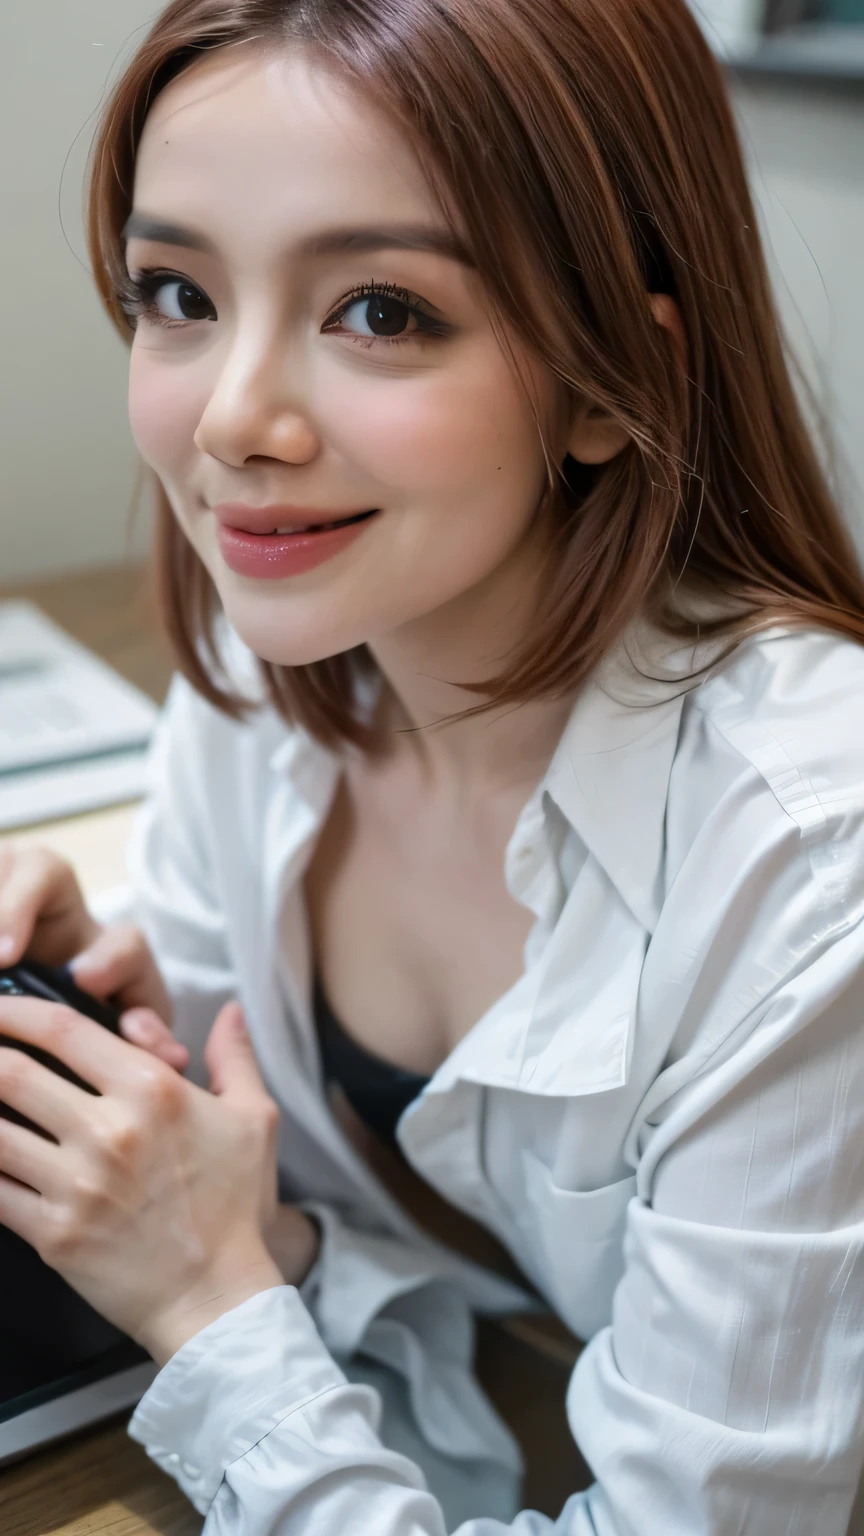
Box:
[327,373,527,498]
[127,353,201,473]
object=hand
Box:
[0,843,187,1071]
[0,994,300,1364]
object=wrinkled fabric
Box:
[106,624,864,1534]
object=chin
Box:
[220,596,363,670]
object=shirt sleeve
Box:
[129,1283,573,1535]
[567,940,864,1535]
[564,711,864,1535]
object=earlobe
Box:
[564,293,688,467]
[649,293,688,374]
[565,403,631,467]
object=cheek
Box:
[127,347,204,474]
[321,349,547,511]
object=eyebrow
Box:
[122,213,471,266]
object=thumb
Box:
[205,1001,266,1100]
[120,1008,190,1072]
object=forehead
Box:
[133,47,441,250]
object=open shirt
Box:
[100,623,864,1534]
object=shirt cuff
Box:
[128,1284,347,1515]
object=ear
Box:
[648,293,687,373]
[565,293,688,467]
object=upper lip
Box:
[213,502,372,534]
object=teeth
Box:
[265,511,374,536]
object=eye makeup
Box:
[116,269,454,348]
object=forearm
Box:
[129,1285,577,1535]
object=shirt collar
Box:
[267,623,714,935]
[540,628,700,933]
[269,727,341,820]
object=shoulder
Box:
[641,630,864,1143]
[661,626,864,941]
[685,626,864,830]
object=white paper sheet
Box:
[0,601,159,831]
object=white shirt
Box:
[106,623,864,1534]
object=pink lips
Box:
[213,503,378,579]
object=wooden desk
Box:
[0,1423,202,1536]
[0,564,587,1532]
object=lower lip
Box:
[216,514,376,579]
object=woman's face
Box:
[126,47,564,667]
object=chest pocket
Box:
[520,1151,637,1341]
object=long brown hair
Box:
[87,0,864,747]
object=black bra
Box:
[313,972,431,1147]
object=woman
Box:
[2,0,864,1529]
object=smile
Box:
[215,509,380,580]
[269,509,377,535]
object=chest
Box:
[230,754,659,1338]
[304,757,535,1075]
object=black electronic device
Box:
[0,960,154,1465]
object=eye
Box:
[338,288,415,337]
[148,278,215,323]
[118,270,217,328]
[323,282,452,346]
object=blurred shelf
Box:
[728,24,864,84]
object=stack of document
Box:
[0,602,159,832]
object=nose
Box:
[193,327,320,469]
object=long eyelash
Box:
[114,272,449,342]
[324,280,452,343]
[114,269,208,330]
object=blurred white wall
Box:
[733,79,864,545]
[0,2,159,585]
[0,5,862,583]
[690,0,764,55]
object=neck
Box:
[367,539,575,793]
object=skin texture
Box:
[125,48,575,672]
[0,45,682,1362]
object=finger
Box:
[0,1171,42,1247]
[0,995,146,1096]
[69,926,173,1023]
[120,1009,189,1071]
[0,1044,86,1140]
[0,849,99,968]
[0,1112,62,1194]
[205,1003,268,1101]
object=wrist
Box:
[138,1250,285,1366]
[266,1204,321,1288]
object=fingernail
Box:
[0,936,16,965]
[233,1007,248,1036]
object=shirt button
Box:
[167,1452,181,1466]
[182,1461,201,1479]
